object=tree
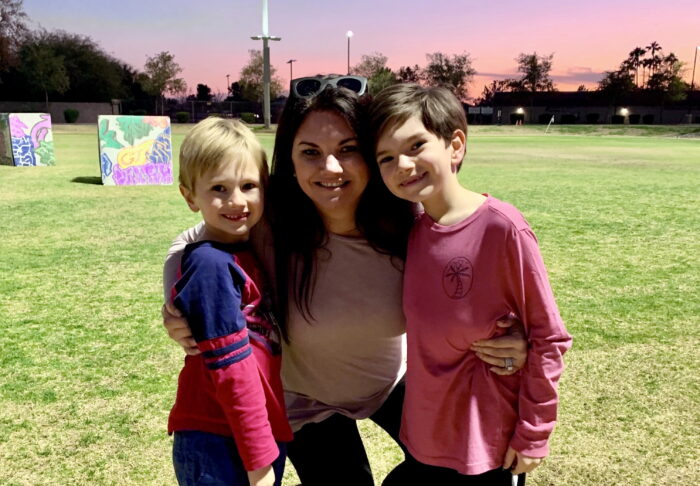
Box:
[0,0,28,77]
[119,64,151,110]
[352,52,389,79]
[597,66,636,115]
[239,49,282,103]
[598,68,635,95]
[368,67,398,95]
[2,29,137,103]
[627,47,646,87]
[476,79,511,105]
[17,35,69,110]
[646,41,662,78]
[226,81,244,101]
[513,52,556,93]
[143,51,187,114]
[641,57,654,87]
[397,65,422,83]
[43,31,129,102]
[422,52,476,100]
[196,83,213,101]
[351,52,399,95]
[647,53,687,103]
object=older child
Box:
[369,84,572,485]
[168,118,292,486]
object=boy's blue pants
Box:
[173,430,286,486]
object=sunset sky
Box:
[23,0,700,100]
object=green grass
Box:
[1,124,698,485]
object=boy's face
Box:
[180,157,263,244]
[375,115,465,205]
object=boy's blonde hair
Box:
[179,117,268,193]
[368,83,467,169]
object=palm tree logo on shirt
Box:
[442,257,473,299]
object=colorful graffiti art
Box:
[98,115,173,186]
[0,113,56,167]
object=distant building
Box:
[470,91,700,125]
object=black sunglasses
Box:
[290,75,368,98]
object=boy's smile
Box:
[399,172,428,187]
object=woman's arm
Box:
[470,316,528,375]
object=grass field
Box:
[1,123,698,485]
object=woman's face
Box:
[292,110,370,234]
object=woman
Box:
[163,77,527,486]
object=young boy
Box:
[168,117,292,486]
[369,84,572,485]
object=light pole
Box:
[287,59,297,83]
[346,30,354,75]
[251,0,281,129]
[687,46,699,120]
[226,74,230,95]
[692,46,700,93]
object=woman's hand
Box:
[162,302,200,356]
[470,316,527,375]
[503,446,543,475]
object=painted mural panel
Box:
[0,113,55,166]
[98,115,173,186]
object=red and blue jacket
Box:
[168,240,292,471]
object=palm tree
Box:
[646,41,662,77]
[628,47,646,87]
[641,58,654,88]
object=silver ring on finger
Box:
[504,357,514,371]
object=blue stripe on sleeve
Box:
[206,347,253,370]
[202,336,250,358]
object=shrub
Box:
[63,109,79,123]
[538,113,555,124]
[628,114,641,125]
[239,112,258,124]
[130,109,147,116]
[642,114,655,124]
[175,112,190,123]
[586,113,600,124]
[612,115,625,124]
[561,114,577,124]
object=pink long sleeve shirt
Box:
[400,196,572,475]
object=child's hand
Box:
[162,302,200,355]
[247,465,275,486]
[503,446,543,475]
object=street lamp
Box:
[691,46,700,93]
[687,47,699,121]
[346,30,354,75]
[226,74,230,95]
[287,59,297,83]
[251,0,281,129]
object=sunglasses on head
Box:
[290,75,368,98]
